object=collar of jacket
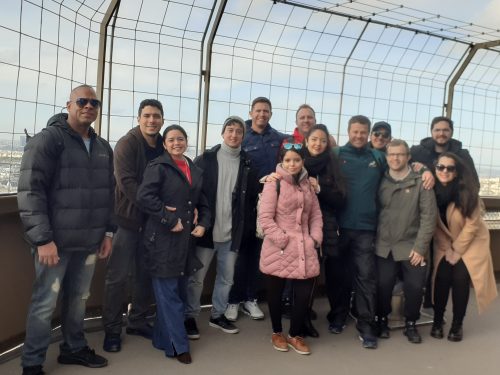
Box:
[47,113,97,140]
[420,137,463,153]
[130,125,163,149]
[344,142,371,153]
[384,169,420,187]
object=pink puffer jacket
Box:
[259,164,323,279]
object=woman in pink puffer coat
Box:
[258,145,323,355]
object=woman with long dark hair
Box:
[137,125,210,363]
[431,152,497,342]
[303,124,346,335]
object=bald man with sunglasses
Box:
[18,85,114,375]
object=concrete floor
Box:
[2,293,500,375]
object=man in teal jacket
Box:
[329,115,386,349]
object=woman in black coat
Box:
[137,125,210,364]
[303,124,346,334]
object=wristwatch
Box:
[105,232,114,239]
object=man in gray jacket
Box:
[18,85,114,375]
[375,139,437,344]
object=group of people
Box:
[17,85,497,375]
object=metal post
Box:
[95,0,121,136]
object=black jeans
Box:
[376,253,427,322]
[102,226,154,334]
[228,236,262,303]
[265,275,314,337]
[433,258,471,324]
[328,229,377,335]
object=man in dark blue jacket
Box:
[18,85,114,375]
[329,115,386,349]
[184,116,259,338]
[225,97,286,321]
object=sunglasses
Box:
[73,98,101,108]
[283,143,302,150]
[372,131,390,139]
[435,164,456,173]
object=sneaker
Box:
[209,316,239,334]
[359,334,378,349]
[57,346,108,368]
[225,303,240,322]
[328,322,346,334]
[22,365,45,375]
[184,317,200,340]
[377,316,390,339]
[242,300,265,320]
[404,321,422,343]
[287,335,311,355]
[271,332,288,352]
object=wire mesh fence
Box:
[0,0,499,195]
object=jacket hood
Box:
[419,137,463,152]
[46,113,97,138]
[276,164,308,184]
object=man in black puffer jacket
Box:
[17,85,114,375]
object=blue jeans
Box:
[102,226,153,334]
[185,241,238,319]
[21,250,97,367]
[152,277,189,357]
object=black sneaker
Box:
[184,317,200,340]
[359,334,378,349]
[22,365,45,375]
[328,321,346,334]
[209,316,240,334]
[404,321,422,344]
[57,346,108,368]
[103,333,122,352]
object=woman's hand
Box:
[309,177,320,194]
[408,250,425,266]
[171,218,183,232]
[191,225,205,237]
[445,248,461,265]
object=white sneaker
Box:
[224,303,240,322]
[242,300,265,320]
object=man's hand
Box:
[193,208,199,225]
[98,236,113,259]
[37,241,59,267]
[409,250,425,267]
[191,225,205,238]
[421,170,435,190]
[265,173,282,183]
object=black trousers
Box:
[376,253,427,322]
[265,275,314,337]
[433,258,471,324]
[327,229,377,335]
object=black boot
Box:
[404,321,422,344]
[302,314,319,338]
[377,316,390,339]
[448,321,463,342]
[430,322,444,339]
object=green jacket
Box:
[336,143,386,231]
[375,169,437,260]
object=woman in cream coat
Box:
[432,152,497,342]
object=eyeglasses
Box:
[435,164,456,173]
[283,143,302,150]
[372,131,390,139]
[73,98,101,108]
